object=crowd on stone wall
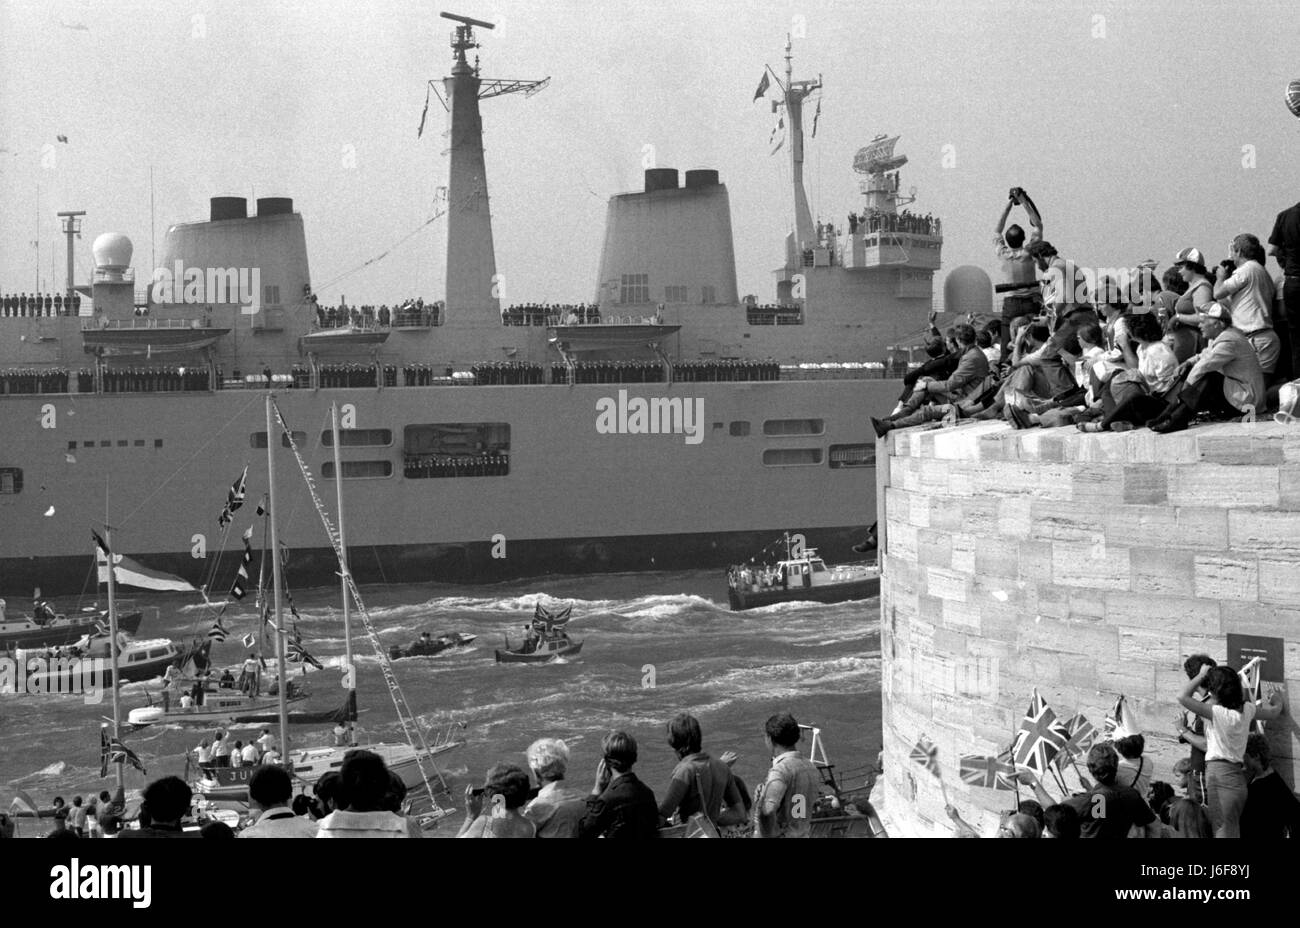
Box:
[503,304,599,326]
[873,192,1300,438]
[0,292,81,316]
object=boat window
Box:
[250,431,308,448]
[763,418,825,436]
[0,468,21,494]
[321,428,393,448]
[619,273,649,304]
[403,423,510,479]
[762,448,824,467]
[811,560,827,572]
[729,421,750,437]
[322,460,393,479]
[829,443,875,468]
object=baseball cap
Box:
[1173,247,1205,267]
[1202,302,1232,323]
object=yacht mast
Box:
[265,395,290,758]
[104,526,124,790]
[331,402,355,746]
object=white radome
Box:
[92,232,133,270]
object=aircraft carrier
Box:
[0,15,943,597]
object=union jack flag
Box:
[909,735,939,776]
[1051,713,1097,765]
[100,725,146,777]
[217,466,249,529]
[1013,689,1067,775]
[287,626,323,670]
[958,754,1016,790]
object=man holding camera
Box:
[994,187,1044,365]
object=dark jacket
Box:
[577,772,659,839]
[928,346,990,401]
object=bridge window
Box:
[250,431,308,448]
[620,274,649,304]
[664,285,688,303]
[763,418,825,437]
[322,460,393,479]
[0,468,22,494]
[829,443,875,468]
[762,448,823,467]
[321,428,392,448]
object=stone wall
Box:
[877,419,1300,837]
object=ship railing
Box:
[391,308,441,327]
[777,362,894,381]
[80,317,212,331]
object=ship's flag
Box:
[958,754,1016,791]
[770,116,785,156]
[57,134,68,143]
[242,633,256,649]
[108,733,146,776]
[217,466,249,529]
[255,495,267,517]
[99,725,110,778]
[208,618,229,643]
[287,625,323,670]
[92,529,111,556]
[1103,695,1139,741]
[1051,713,1097,764]
[1012,689,1067,775]
[812,96,821,138]
[753,70,770,102]
[9,789,40,816]
[909,735,939,776]
[96,550,198,592]
[417,83,431,138]
[230,528,253,600]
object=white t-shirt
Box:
[1205,702,1256,763]
[1218,261,1275,334]
[256,733,275,752]
[241,743,260,764]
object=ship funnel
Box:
[210,197,248,221]
[684,169,719,189]
[92,232,133,280]
[644,168,679,193]
[256,197,294,217]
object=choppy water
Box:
[1,570,880,831]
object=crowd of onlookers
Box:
[844,209,940,237]
[950,654,1296,839]
[470,361,545,385]
[874,191,1300,437]
[403,453,509,479]
[0,292,82,316]
[102,366,214,393]
[0,368,73,394]
[8,711,869,839]
[313,298,442,329]
[556,360,667,384]
[503,303,600,326]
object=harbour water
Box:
[0,569,880,831]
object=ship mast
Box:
[776,36,820,252]
[265,395,290,761]
[331,402,355,746]
[432,11,548,322]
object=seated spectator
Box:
[238,765,318,838]
[1064,743,1160,838]
[577,731,659,839]
[1150,305,1267,433]
[457,764,537,838]
[1079,312,1178,432]
[116,776,196,839]
[1167,798,1213,838]
[1240,732,1300,839]
[1042,803,1080,839]
[522,738,587,838]
[977,326,1000,366]
[1157,267,1195,360]
[873,324,988,436]
[316,750,412,838]
[657,713,748,834]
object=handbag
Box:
[682,767,721,838]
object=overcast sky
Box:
[2,0,1298,306]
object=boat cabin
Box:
[729,549,870,593]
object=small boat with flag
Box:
[726,534,879,611]
[389,631,478,660]
[495,602,583,663]
[10,631,181,692]
[126,678,312,728]
[0,596,143,650]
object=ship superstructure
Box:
[0,20,942,596]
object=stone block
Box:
[1197,431,1285,466]
[950,535,978,574]
[1070,463,1125,504]
[933,627,970,659]
[887,521,919,565]
[1052,542,1131,590]
[1128,547,1197,596]
[1122,465,1169,504]
[926,567,970,603]
[1067,590,1108,621]
[1028,502,1107,545]
[1228,510,1300,554]
[1102,505,1229,551]
[997,497,1034,540]
[941,600,981,632]
[915,528,952,568]
[1258,559,1300,607]
[1279,466,1300,509]
[1104,593,1220,635]
[1193,554,1259,601]
[1097,660,1157,700]
[1021,616,1120,660]
[1127,430,1201,464]
[1166,465,1280,508]
[1118,626,1182,667]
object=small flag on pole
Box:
[230,528,253,601]
[217,466,249,529]
[417,83,431,138]
[812,97,821,138]
[255,495,267,517]
[909,735,939,776]
[1103,695,1139,741]
[753,70,770,102]
[958,754,1016,790]
[208,619,229,643]
[1051,713,1097,765]
[92,529,111,556]
[241,633,256,649]
[1013,689,1067,775]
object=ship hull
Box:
[0,610,143,649]
[727,574,881,611]
[0,380,894,595]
